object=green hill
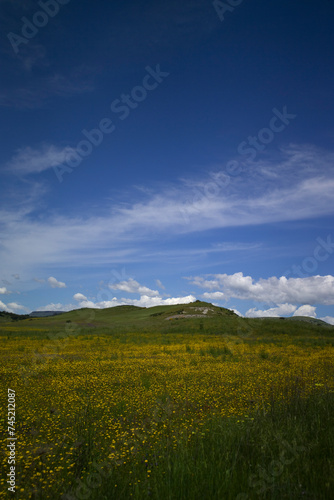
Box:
[0,310,30,322]
[1,301,333,341]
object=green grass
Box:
[62,387,334,500]
[1,302,334,499]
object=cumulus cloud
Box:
[48,277,66,289]
[0,287,9,294]
[105,278,196,307]
[74,293,88,302]
[125,294,196,308]
[246,303,321,320]
[74,299,97,309]
[321,316,334,325]
[41,277,197,312]
[245,303,297,318]
[191,273,334,306]
[231,309,243,317]
[75,295,195,310]
[109,279,159,297]
[42,293,197,312]
[7,302,30,313]
[293,305,317,318]
[0,300,30,313]
[0,300,9,312]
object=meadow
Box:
[0,303,334,499]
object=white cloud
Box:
[321,316,334,325]
[231,309,243,317]
[191,273,334,306]
[40,278,197,312]
[246,304,297,318]
[7,302,30,313]
[0,300,8,311]
[0,287,9,294]
[82,295,196,309]
[105,279,196,307]
[126,294,196,308]
[202,291,226,301]
[44,294,197,312]
[74,293,88,302]
[293,305,317,318]
[48,277,66,289]
[0,300,30,313]
[111,145,334,234]
[75,300,97,309]
[5,144,79,175]
[1,144,334,279]
[109,279,159,297]
[36,303,73,312]
[246,304,320,320]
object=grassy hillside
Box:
[1,301,333,343]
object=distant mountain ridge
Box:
[0,310,64,321]
[29,311,65,318]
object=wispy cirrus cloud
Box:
[5,144,78,175]
[0,76,94,109]
[1,144,334,278]
[0,50,95,108]
[103,144,334,234]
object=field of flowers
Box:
[1,328,334,499]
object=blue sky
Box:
[1,0,334,323]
